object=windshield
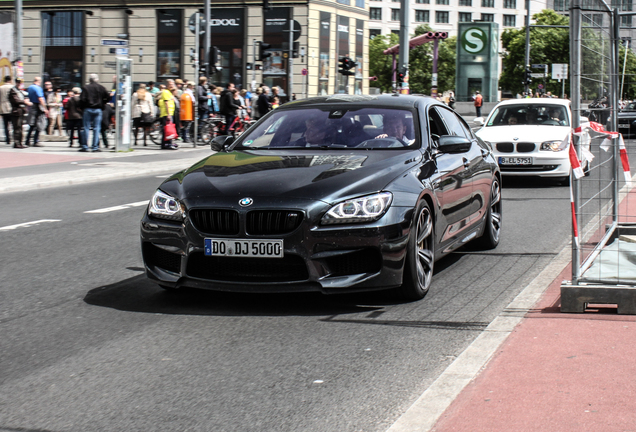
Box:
[235,107,419,150]
[486,104,570,127]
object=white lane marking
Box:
[84,200,149,214]
[0,219,62,231]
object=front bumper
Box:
[140,203,414,294]
[493,150,570,178]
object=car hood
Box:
[476,125,570,144]
[162,149,422,204]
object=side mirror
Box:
[211,135,234,152]
[437,135,472,154]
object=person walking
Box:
[79,73,109,152]
[180,83,194,143]
[8,78,31,148]
[256,86,271,119]
[64,87,83,147]
[448,91,456,110]
[473,90,483,118]
[0,76,13,145]
[219,82,241,136]
[132,83,154,146]
[158,79,177,150]
[47,87,64,136]
[25,76,48,147]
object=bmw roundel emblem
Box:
[239,197,253,207]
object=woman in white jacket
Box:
[131,84,155,146]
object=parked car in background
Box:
[141,94,502,301]
[618,101,636,136]
[475,98,590,184]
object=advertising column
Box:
[115,57,132,152]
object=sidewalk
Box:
[426,196,636,431]
[0,136,212,194]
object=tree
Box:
[500,10,569,96]
[368,25,457,94]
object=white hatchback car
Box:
[475,99,588,182]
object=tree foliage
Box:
[369,25,457,94]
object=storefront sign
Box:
[209,9,243,34]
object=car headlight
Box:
[322,192,393,225]
[540,140,564,152]
[148,189,184,220]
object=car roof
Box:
[276,94,443,110]
[492,98,571,108]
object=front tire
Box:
[396,201,435,301]
[474,178,502,250]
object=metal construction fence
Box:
[563,0,636,313]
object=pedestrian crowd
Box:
[0,73,293,151]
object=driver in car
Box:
[375,114,415,144]
[289,118,334,147]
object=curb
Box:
[385,241,572,432]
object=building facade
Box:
[5,0,369,97]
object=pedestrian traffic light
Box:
[338,56,356,76]
[258,42,272,61]
[397,71,405,84]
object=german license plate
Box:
[619,123,630,129]
[204,238,284,258]
[499,157,533,165]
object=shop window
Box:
[157,10,183,80]
[42,11,84,90]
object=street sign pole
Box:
[193,12,200,147]
[288,19,294,101]
[252,39,257,91]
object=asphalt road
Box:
[0,172,572,432]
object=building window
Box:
[415,10,430,21]
[41,11,84,90]
[481,13,494,21]
[553,0,569,10]
[622,15,633,26]
[482,0,495,7]
[503,14,516,26]
[356,0,365,6]
[623,0,633,10]
[157,10,183,80]
[504,0,516,7]
[436,11,450,22]
[416,0,431,3]
[337,0,351,5]
[459,12,472,22]
[370,7,382,20]
[591,14,603,26]
[391,29,400,35]
[436,0,450,4]
[391,9,400,20]
[369,28,382,38]
[459,0,472,5]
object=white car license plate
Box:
[204,238,284,258]
[619,124,630,129]
[499,157,533,166]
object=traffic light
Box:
[209,46,220,67]
[524,67,532,86]
[258,41,272,61]
[397,71,405,84]
[338,56,356,76]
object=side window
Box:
[428,107,449,142]
[436,107,472,139]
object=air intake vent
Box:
[246,211,303,235]
[190,209,240,235]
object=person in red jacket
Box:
[473,90,483,117]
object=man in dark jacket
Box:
[64,88,83,147]
[256,86,271,120]
[80,73,109,152]
[8,78,31,148]
[197,77,210,123]
[219,82,241,135]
